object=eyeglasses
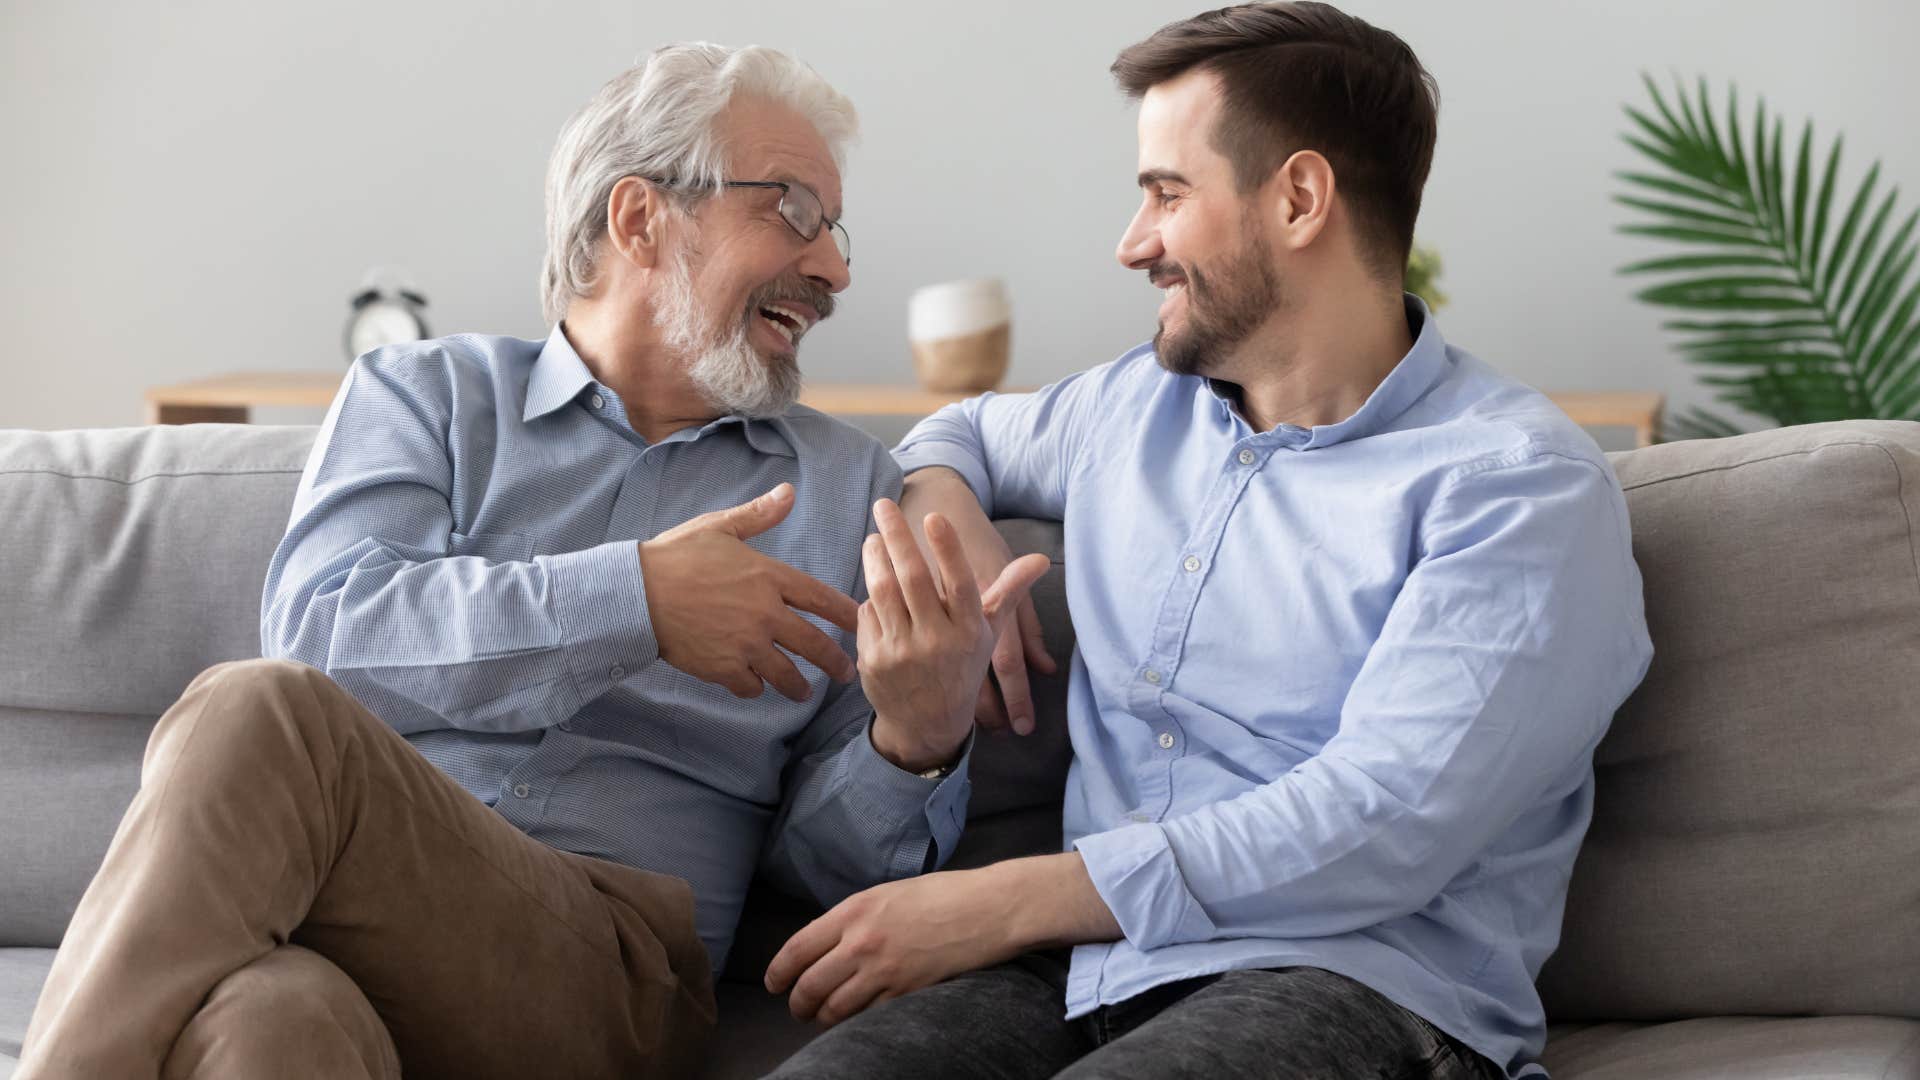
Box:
[646,176,851,268]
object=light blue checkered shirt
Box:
[893,297,1652,1079]
[262,326,970,973]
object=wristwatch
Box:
[917,761,955,781]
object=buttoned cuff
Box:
[842,723,975,879]
[892,441,996,519]
[1072,822,1217,951]
[539,540,660,701]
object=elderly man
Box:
[763,4,1653,1079]
[17,43,1042,1080]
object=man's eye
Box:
[1157,191,1181,207]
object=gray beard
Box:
[656,248,802,419]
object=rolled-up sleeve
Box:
[1074,450,1654,950]
[892,358,1118,521]
[260,355,657,735]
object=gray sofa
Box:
[2,419,1916,1079]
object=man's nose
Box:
[801,228,851,294]
[1115,208,1160,270]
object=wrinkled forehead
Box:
[720,94,845,218]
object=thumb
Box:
[981,553,1052,626]
[708,482,795,538]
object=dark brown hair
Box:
[1112,2,1438,276]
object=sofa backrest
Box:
[0,424,318,946]
[1537,420,1920,1021]
[3,419,1915,1025]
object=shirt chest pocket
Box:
[448,530,535,563]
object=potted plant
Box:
[1616,75,1919,438]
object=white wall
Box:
[2,0,1913,436]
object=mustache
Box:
[747,276,835,322]
[1147,261,1189,290]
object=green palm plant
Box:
[1616,75,1920,439]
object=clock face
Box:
[348,300,426,359]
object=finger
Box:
[981,553,1053,623]
[770,560,860,636]
[720,665,764,699]
[815,969,889,1028]
[1018,596,1057,675]
[990,624,1036,737]
[788,943,864,1024]
[923,513,982,620]
[751,646,811,703]
[775,610,855,684]
[705,482,794,539]
[861,534,906,634]
[857,600,881,666]
[767,911,845,994]
[973,676,1011,732]
[874,500,941,625]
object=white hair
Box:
[540,43,858,324]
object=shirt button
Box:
[590,393,605,410]
[1157,732,1175,750]
[1238,448,1256,466]
[1182,555,1201,573]
[558,720,573,732]
[609,665,626,681]
[512,783,530,799]
[1143,669,1162,685]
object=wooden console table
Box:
[146,373,1665,446]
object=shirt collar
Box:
[522,324,598,422]
[522,325,797,457]
[704,413,799,458]
[1207,293,1450,450]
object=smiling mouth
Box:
[756,303,814,347]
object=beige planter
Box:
[908,278,1011,393]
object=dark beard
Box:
[1153,226,1281,377]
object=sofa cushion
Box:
[0,948,56,1069]
[0,709,153,947]
[0,424,314,949]
[1538,420,1920,1021]
[1539,1016,1920,1078]
[0,424,316,717]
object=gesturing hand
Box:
[861,499,1052,773]
[940,510,1058,736]
[639,483,859,701]
[898,466,1057,736]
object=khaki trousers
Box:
[17,659,716,1079]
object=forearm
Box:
[263,538,653,734]
[991,852,1123,951]
[899,466,992,552]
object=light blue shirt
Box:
[262,326,971,973]
[893,298,1651,1078]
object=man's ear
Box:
[1269,150,1334,253]
[605,176,668,271]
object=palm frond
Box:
[1618,75,1920,430]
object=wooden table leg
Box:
[147,403,251,424]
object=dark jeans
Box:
[765,953,1505,1080]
